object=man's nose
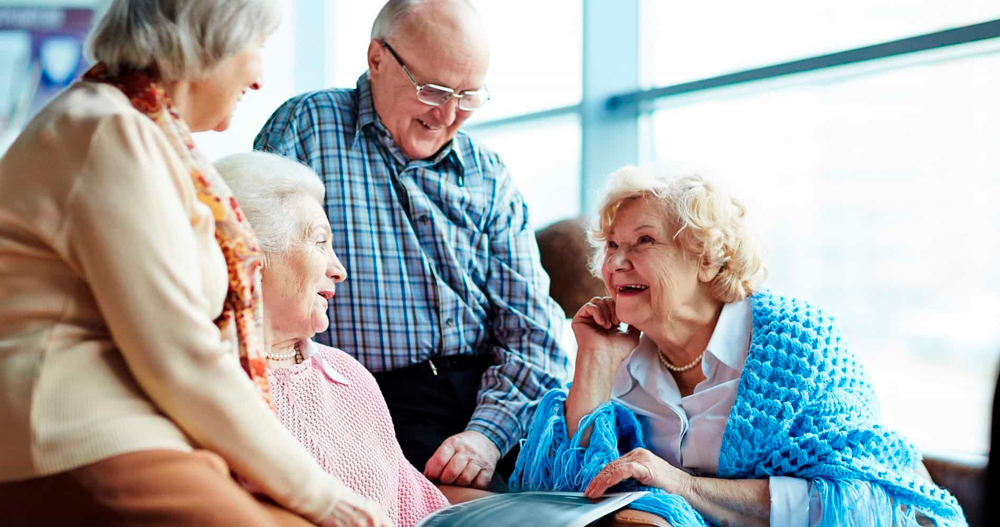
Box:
[430,97,459,125]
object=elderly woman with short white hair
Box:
[511,167,967,527]
[0,1,386,526]
[216,151,478,527]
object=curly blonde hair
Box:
[588,166,767,303]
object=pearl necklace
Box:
[657,349,705,372]
[266,343,302,362]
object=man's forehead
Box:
[394,2,489,60]
[396,34,490,88]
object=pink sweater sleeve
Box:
[268,344,449,527]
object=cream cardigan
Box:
[0,82,342,524]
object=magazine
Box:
[415,491,649,527]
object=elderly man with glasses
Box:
[255,0,570,493]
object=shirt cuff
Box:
[467,405,522,456]
[769,476,810,527]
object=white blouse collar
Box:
[613,298,752,399]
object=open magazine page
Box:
[415,491,649,527]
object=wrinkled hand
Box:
[572,297,641,368]
[319,483,394,527]
[424,430,501,489]
[584,448,692,499]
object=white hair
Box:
[86,0,281,81]
[589,166,768,303]
[214,152,325,256]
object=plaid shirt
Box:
[254,73,571,454]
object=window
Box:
[641,0,1000,87]
[475,114,582,229]
[644,43,1000,455]
[0,31,30,152]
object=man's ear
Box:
[367,40,384,75]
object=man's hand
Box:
[423,430,501,489]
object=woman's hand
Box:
[584,448,692,499]
[585,448,772,527]
[564,297,641,441]
[572,296,641,369]
[319,485,394,527]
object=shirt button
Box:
[418,215,429,224]
[445,318,454,327]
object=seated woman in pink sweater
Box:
[216,152,485,526]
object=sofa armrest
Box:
[923,455,986,527]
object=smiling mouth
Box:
[317,291,334,300]
[617,284,648,293]
[417,119,442,131]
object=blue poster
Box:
[1,7,94,151]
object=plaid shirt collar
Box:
[352,72,466,175]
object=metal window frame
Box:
[309,2,1000,218]
[462,16,1000,217]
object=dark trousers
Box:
[372,354,519,490]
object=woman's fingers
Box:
[605,298,620,327]
[574,300,609,328]
[589,303,609,328]
[598,299,615,329]
[584,459,635,498]
[322,491,395,527]
[584,449,663,498]
[580,297,621,329]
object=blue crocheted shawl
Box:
[511,290,967,527]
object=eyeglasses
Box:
[380,41,491,111]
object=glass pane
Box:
[329,0,582,121]
[641,0,1000,87]
[645,44,1000,456]
[328,1,385,88]
[474,114,582,229]
[0,30,31,153]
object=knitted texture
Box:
[512,290,967,527]
[267,344,448,527]
[511,392,707,527]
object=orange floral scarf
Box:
[84,64,273,409]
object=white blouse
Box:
[610,299,812,527]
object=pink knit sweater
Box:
[266,340,449,526]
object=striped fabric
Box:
[254,73,571,453]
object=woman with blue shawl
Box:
[511,167,967,527]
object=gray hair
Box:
[86,0,281,81]
[214,152,325,256]
[589,166,768,303]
